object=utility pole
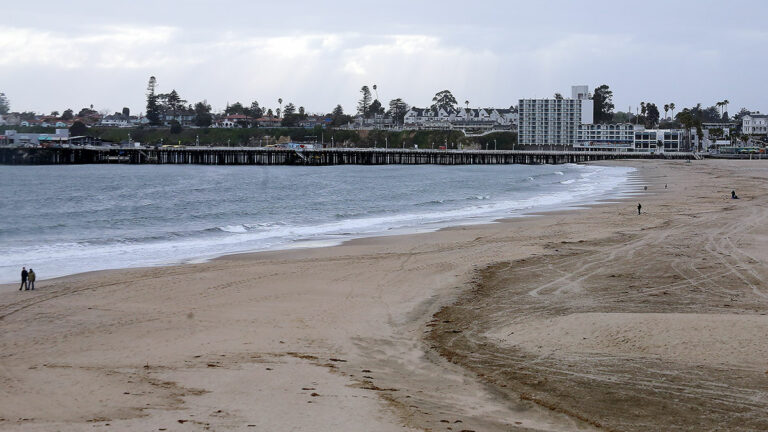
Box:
[494,139,497,151]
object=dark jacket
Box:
[21,270,28,281]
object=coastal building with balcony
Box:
[402,107,516,130]
[518,85,594,147]
[633,129,685,152]
[575,123,635,151]
[742,113,768,134]
[575,124,686,152]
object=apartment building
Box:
[518,85,594,147]
[575,123,635,151]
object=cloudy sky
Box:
[2,0,766,116]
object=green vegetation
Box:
[431,90,458,111]
[69,121,88,136]
[0,92,9,114]
[592,84,614,123]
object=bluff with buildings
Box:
[1,85,764,152]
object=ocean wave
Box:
[0,164,637,283]
[219,224,248,233]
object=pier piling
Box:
[0,147,697,166]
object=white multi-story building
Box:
[743,113,768,134]
[633,129,685,152]
[402,107,516,130]
[575,123,635,151]
[575,124,686,152]
[518,85,594,147]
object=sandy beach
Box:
[1,159,767,431]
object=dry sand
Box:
[1,159,767,431]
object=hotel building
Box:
[518,86,594,147]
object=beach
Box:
[1,159,767,431]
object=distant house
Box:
[162,112,195,127]
[743,113,768,135]
[404,107,449,127]
[299,115,332,128]
[99,115,131,127]
[213,114,255,128]
[255,116,281,128]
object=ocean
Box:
[0,164,636,283]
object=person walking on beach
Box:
[637,203,642,215]
[19,267,28,291]
[27,268,36,291]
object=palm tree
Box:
[372,84,378,101]
[723,99,729,120]
[669,102,676,119]
[741,134,750,147]
[278,98,283,118]
[664,104,669,121]
[677,110,695,151]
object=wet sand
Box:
[1,159,766,431]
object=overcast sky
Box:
[2,0,766,116]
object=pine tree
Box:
[0,92,10,114]
[146,76,161,126]
[357,86,372,117]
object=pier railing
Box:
[0,146,699,166]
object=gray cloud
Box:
[1,0,766,116]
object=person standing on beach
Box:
[27,269,36,291]
[637,203,642,215]
[20,267,28,291]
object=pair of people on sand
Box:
[20,267,36,291]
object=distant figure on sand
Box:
[20,267,28,291]
[731,190,739,199]
[28,269,36,290]
[637,203,642,215]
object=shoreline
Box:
[3,159,764,430]
[1,162,641,285]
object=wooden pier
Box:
[0,146,699,166]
